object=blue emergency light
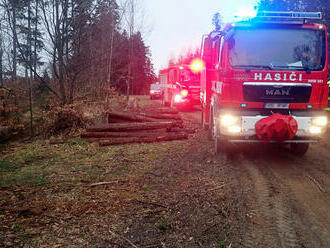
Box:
[257,11,322,19]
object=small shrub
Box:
[0,160,17,172]
[156,221,169,231]
[0,88,24,136]
[42,103,86,137]
[20,150,36,163]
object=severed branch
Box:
[109,229,139,248]
[306,174,326,193]
[90,181,118,187]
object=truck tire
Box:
[201,108,205,126]
[165,94,171,107]
[162,94,170,107]
[210,104,235,156]
[208,105,215,140]
[170,95,175,108]
[201,105,209,130]
[209,105,225,154]
[290,143,309,156]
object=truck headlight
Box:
[310,116,327,134]
[228,125,241,133]
[174,94,183,103]
[312,116,327,127]
[310,126,322,134]
[220,114,241,133]
[220,114,239,127]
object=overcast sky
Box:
[142,0,258,73]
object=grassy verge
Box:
[0,136,188,246]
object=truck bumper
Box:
[218,110,327,143]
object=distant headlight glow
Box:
[174,94,183,103]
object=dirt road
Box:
[180,104,330,247]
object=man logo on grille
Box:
[266,89,290,96]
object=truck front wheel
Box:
[290,143,309,156]
[210,105,225,154]
[208,106,215,140]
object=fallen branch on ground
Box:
[90,181,118,187]
[109,229,139,248]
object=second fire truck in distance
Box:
[200,11,328,155]
[159,64,201,110]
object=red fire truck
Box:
[159,64,201,110]
[200,11,328,155]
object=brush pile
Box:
[80,108,195,146]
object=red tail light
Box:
[180,89,188,97]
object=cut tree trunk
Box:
[86,121,183,132]
[150,108,179,114]
[81,129,174,139]
[167,127,195,134]
[98,132,188,146]
[139,113,182,120]
[107,111,157,123]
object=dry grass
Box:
[0,96,234,248]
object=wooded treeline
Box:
[0,0,156,105]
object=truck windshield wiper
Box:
[232,65,273,71]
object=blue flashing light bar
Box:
[257,11,322,20]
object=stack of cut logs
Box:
[81,108,194,146]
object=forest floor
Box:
[1,96,330,247]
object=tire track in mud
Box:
[238,157,300,248]
[282,152,330,247]
[243,145,330,248]
[212,155,256,248]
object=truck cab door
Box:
[201,33,221,127]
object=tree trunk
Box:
[55,0,66,104]
[33,0,38,78]
[12,5,17,78]
[0,21,3,87]
[107,22,115,98]
[107,111,158,123]
[86,121,183,132]
[139,113,182,120]
[28,0,34,137]
[81,130,182,139]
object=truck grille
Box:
[242,82,312,103]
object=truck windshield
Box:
[180,69,200,84]
[229,27,326,71]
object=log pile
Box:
[81,109,195,146]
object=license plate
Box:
[264,103,289,109]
